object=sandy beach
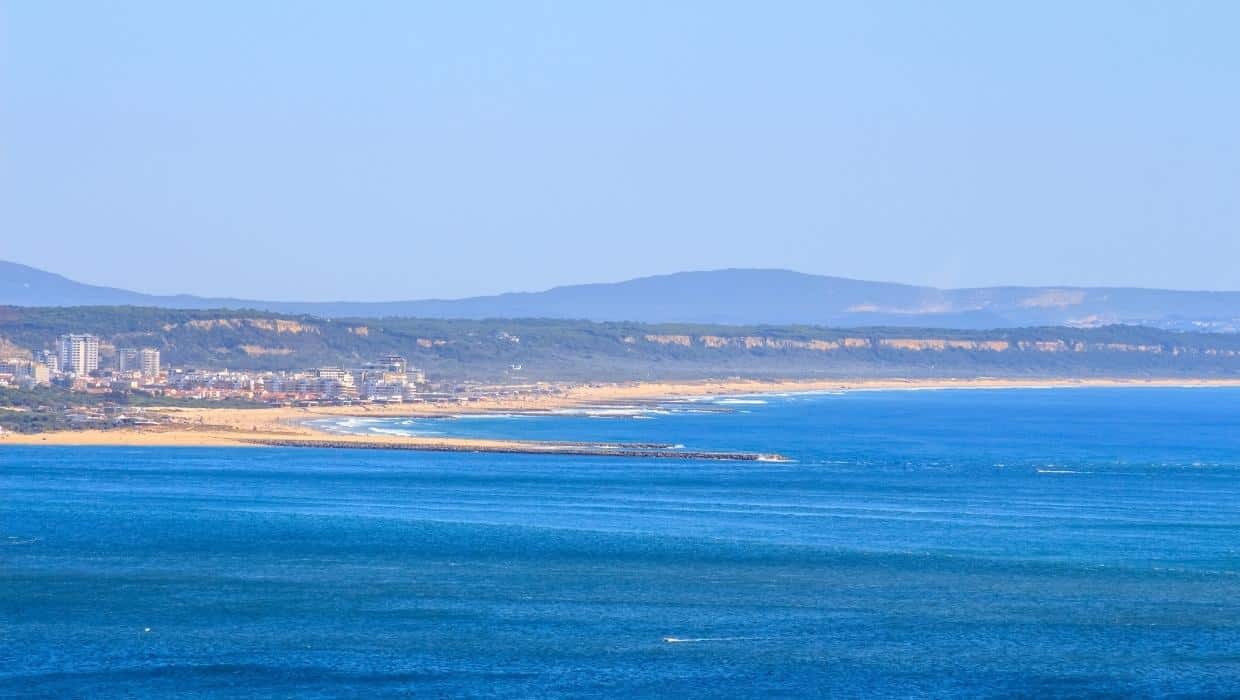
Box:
[3,376,1239,452]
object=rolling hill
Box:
[3,260,1238,331]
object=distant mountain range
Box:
[3,260,1239,331]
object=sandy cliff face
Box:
[639,333,1238,358]
[0,336,32,359]
[162,318,321,334]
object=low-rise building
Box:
[1,358,51,386]
[37,350,59,374]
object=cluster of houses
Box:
[164,354,429,404]
[0,334,435,405]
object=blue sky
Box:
[2,2,1237,300]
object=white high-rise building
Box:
[139,348,161,378]
[57,334,100,375]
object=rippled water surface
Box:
[4,388,1240,697]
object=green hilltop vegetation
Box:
[2,305,1240,381]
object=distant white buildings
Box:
[117,347,163,379]
[140,348,160,378]
[163,358,428,404]
[12,337,429,405]
[57,334,100,375]
[0,358,51,386]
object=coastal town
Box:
[0,331,794,462]
[0,332,581,435]
[0,332,439,404]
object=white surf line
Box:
[1036,469,1090,474]
[662,635,776,644]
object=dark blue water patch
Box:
[4,388,1240,697]
[318,387,1240,468]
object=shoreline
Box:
[3,376,1239,452]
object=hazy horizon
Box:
[9,258,1240,304]
[3,2,1238,300]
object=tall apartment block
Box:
[117,347,140,372]
[140,348,161,378]
[57,334,100,375]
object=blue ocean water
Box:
[4,387,1240,697]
